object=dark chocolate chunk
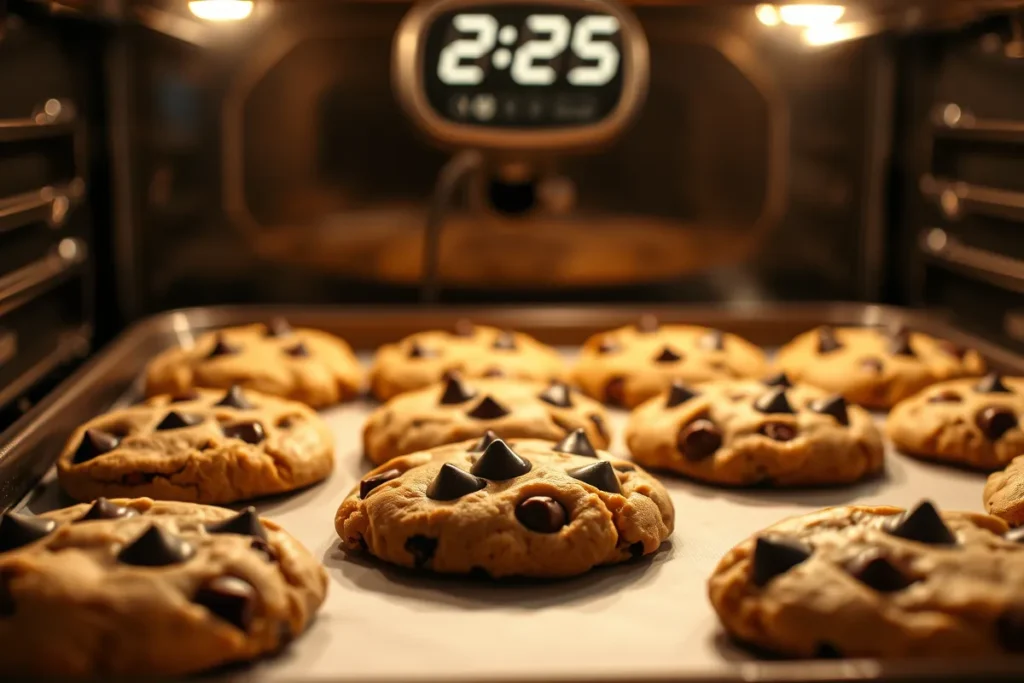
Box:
[405,535,438,568]
[439,374,476,405]
[699,329,725,351]
[156,411,202,431]
[629,541,645,558]
[887,500,956,545]
[466,395,510,420]
[194,576,255,631]
[754,388,795,415]
[654,346,683,363]
[677,419,723,461]
[889,329,915,357]
[860,357,884,373]
[207,335,239,358]
[426,463,486,501]
[977,407,1018,441]
[170,391,201,403]
[553,428,598,458]
[453,319,475,337]
[73,429,120,464]
[590,413,609,442]
[265,318,292,337]
[604,377,626,406]
[470,439,532,480]
[251,538,278,563]
[997,607,1024,653]
[927,390,962,404]
[844,550,915,592]
[222,421,265,445]
[204,507,268,541]
[360,469,401,499]
[77,498,137,522]
[666,382,699,408]
[817,327,842,354]
[216,385,254,410]
[762,372,793,388]
[759,422,797,442]
[597,338,620,354]
[977,373,1012,394]
[539,382,573,408]
[636,315,659,333]
[117,525,195,566]
[810,395,849,426]
[752,536,811,587]
[0,514,56,553]
[492,331,517,350]
[468,430,499,453]
[813,642,843,659]
[1005,527,1024,544]
[284,342,310,358]
[515,496,566,533]
[567,460,621,494]
[407,342,436,359]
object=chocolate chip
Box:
[553,428,598,458]
[222,421,265,445]
[636,315,659,333]
[117,525,195,566]
[0,514,56,553]
[998,607,1024,653]
[699,329,725,351]
[73,429,120,464]
[844,550,916,592]
[887,500,956,545]
[251,538,278,563]
[677,419,723,461]
[889,329,915,357]
[762,372,793,388]
[408,342,436,359]
[752,536,811,587]
[590,414,608,442]
[810,395,849,426]
[515,496,566,533]
[928,390,962,403]
[216,385,254,410]
[468,430,498,453]
[284,342,310,358]
[470,439,532,480]
[652,346,682,364]
[483,367,505,378]
[156,411,202,431]
[466,395,510,420]
[666,382,699,408]
[629,541,645,558]
[539,381,573,408]
[567,460,621,494]
[405,535,438,568]
[938,340,967,359]
[207,335,239,358]
[860,357,884,373]
[276,416,294,429]
[453,319,475,337]
[759,422,797,442]
[492,331,517,350]
[359,469,401,499]
[755,388,795,415]
[170,391,200,403]
[426,463,486,500]
[976,407,1017,441]
[204,507,268,541]
[604,377,626,406]
[194,576,256,631]
[597,338,620,354]
[817,327,842,354]
[76,498,137,522]
[439,374,477,405]
[977,373,1012,394]
[813,642,843,659]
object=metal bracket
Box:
[0,99,77,144]
[0,179,85,234]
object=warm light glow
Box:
[803,21,867,46]
[755,4,781,27]
[188,0,254,21]
[779,4,845,27]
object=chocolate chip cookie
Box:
[145,320,363,408]
[887,374,1024,471]
[369,322,565,401]
[572,316,767,408]
[336,436,674,578]
[985,453,1024,526]
[775,325,985,409]
[57,387,334,504]
[708,500,1024,658]
[363,375,610,464]
[625,375,883,486]
[0,498,326,677]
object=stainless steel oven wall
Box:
[118,2,892,315]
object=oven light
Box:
[188,0,254,21]
[779,4,845,27]
[755,4,781,26]
[803,21,868,46]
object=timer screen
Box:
[422,5,624,128]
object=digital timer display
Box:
[422,6,625,128]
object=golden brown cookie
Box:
[336,437,674,578]
[144,320,363,408]
[572,316,767,408]
[985,456,1024,526]
[0,498,326,677]
[625,375,883,486]
[57,387,334,504]
[363,375,610,464]
[369,322,565,401]
[708,501,1024,658]
[776,325,985,409]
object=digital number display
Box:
[422,6,624,128]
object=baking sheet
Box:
[17,348,998,682]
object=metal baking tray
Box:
[4,303,1024,683]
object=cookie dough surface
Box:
[626,377,884,486]
[572,318,767,408]
[776,326,985,409]
[0,498,326,677]
[57,388,334,504]
[364,376,610,464]
[708,501,1024,658]
[336,437,674,578]
[887,375,1024,471]
[145,321,363,408]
